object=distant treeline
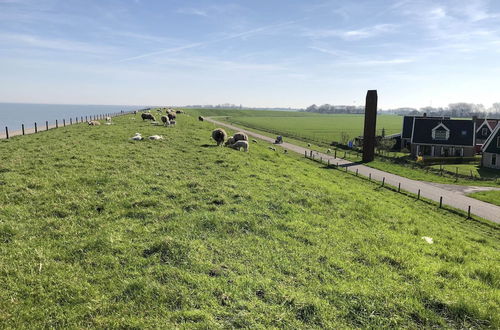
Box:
[304,102,500,118]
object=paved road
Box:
[206,118,500,224]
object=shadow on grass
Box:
[201,144,219,148]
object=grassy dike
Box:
[0,113,499,328]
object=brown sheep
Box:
[141,113,155,121]
[233,132,248,142]
[212,128,227,146]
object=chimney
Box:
[362,90,378,162]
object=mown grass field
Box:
[191,109,402,144]
[0,112,499,328]
[467,190,500,207]
[190,109,500,187]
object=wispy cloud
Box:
[310,46,414,67]
[117,19,303,62]
[303,24,397,40]
[176,7,208,17]
[0,32,115,54]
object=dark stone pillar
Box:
[362,90,378,162]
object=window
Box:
[482,127,488,136]
[434,129,448,140]
[462,130,467,136]
[493,154,497,166]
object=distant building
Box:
[410,118,476,158]
[401,114,450,151]
[481,124,500,169]
[475,118,500,146]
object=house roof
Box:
[411,118,475,146]
[402,115,450,139]
[482,124,500,154]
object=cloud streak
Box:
[303,24,397,40]
[117,19,304,63]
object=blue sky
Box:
[0,0,499,109]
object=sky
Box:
[0,0,499,109]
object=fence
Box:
[303,151,485,222]
[0,109,146,140]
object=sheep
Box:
[224,137,236,146]
[175,110,184,114]
[148,135,164,140]
[141,113,156,121]
[251,139,257,143]
[326,149,332,154]
[212,128,227,146]
[161,116,170,126]
[268,146,276,151]
[307,143,311,147]
[106,116,111,122]
[133,110,138,114]
[233,132,248,142]
[228,140,249,152]
[199,116,204,121]
[88,121,101,126]
[167,113,176,121]
[131,133,143,141]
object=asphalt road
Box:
[206,117,500,224]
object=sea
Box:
[0,103,150,131]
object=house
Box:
[410,118,476,158]
[401,114,450,151]
[475,118,500,146]
[481,124,500,169]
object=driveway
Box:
[206,118,500,224]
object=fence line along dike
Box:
[0,109,146,140]
[204,117,500,224]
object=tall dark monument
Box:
[362,90,378,162]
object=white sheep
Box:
[148,135,164,140]
[307,143,311,147]
[106,116,111,122]
[131,133,143,141]
[327,149,332,153]
[268,146,276,151]
[228,140,249,152]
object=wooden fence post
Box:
[439,196,443,208]
[63,119,66,127]
[417,189,420,200]
[46,121,49,131]
[70,118,72,125]
[35,122,38,133]
[382,177,385,187]
[56,120,58,128]
[22,124,25,135]
[5,127,9,139]
[398,182,401,192]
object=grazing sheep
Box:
[327,149,332,154]
[252,139,257,143]
[133,110,138,114]
[212,128,227,146]
[228,140,249,152]
[268,146,276,151]
[175,110,184,114]
[233,132,248,142]
[224,137,236,146]
[106,116,111,122]
[198,116,204,121]
[148,135,164,140]
[141,113,156,121]
[307,143,311,147]
[88,121,101,126]
[167,113,176,121]
[161,116,170,126]
[131,133,143,141]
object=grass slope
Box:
[0,113,499,328]
[467,190,500,207]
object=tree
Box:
[378,138,396,153]
[340,132,350,145]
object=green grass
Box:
[193,108,500,187]
[467,190,500,207]
[0,112,499,328]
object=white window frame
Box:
[432,123,450,141]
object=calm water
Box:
[0,103,150,131]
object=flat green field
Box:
[190,109,500,186]
[0,112,499,328]
[467,190,500,207]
